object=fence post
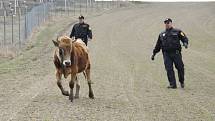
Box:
[43,2,45,22]
[24,5,28,39]
[65,0,67,15]
[55,2,57,16]
[3,9,6,46]
[18,6,21,48]
[11,9,14,45]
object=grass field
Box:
[0,2,215,121]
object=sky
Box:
[96,0,215,2]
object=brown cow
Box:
[52,36,94,102]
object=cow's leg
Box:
[56,71,69,96]
[74,76,80,99]
[85,66,94,99]
[69,73,76,102]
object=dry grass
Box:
[0,2,215,121]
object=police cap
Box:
[164,18,172,24]
[78,15,84,19]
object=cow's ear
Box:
[52,40,59,47]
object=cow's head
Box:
[52,36,73,67]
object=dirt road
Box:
[0,2,215,121]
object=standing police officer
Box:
[70,15,92,46]
[151,18,189,89]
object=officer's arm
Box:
[153,35,162,55]
[70,26,75,38]
[151,35,162,60]
[179,30,189,48]
[87,26,92,39]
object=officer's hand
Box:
[151,54,155,61]
[183,43,188,49]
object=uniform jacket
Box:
[153,27,189,54]
[70,22,92,42]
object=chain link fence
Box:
[0,0,130,54]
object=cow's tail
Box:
[83,72,87,79]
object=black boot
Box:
[167,85,177,89]
[180,83,185,88]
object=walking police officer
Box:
[151,18,189,89]
[70,15,92,46]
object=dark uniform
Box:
[70,22,92,46]
[153,25,189,88]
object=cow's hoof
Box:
[69,96,73,102]
[62,91,69,96]
[89,93,94,99]
[69,98,73,102]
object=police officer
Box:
[151,18,189,89]
[70,15,92,46]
